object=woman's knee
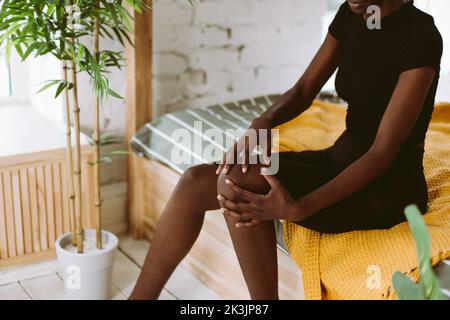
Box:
[217,164,270,201]
[179,164,217,192]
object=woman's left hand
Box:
[217,173,301,228]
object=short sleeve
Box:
[398,25,443,73]
[328,2,351,40]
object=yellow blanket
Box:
[277,100,450,300]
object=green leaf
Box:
[392,272,426,300]
[36,80,61,94]
[107,88,123,100]
[54,81,66,98]
[404,205,446,300]
[393,205,448,300]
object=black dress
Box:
[275,1,443,233]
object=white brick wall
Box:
[153,0,327,116]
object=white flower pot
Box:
[55,229,118,300]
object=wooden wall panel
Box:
[0,173,8,259]
[0,148,94,268]
[125,2,153,238]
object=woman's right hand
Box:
[216,117,273,175]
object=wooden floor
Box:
[0,235,222,300]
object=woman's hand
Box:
[216,117,272,175]
[217,170,301,228]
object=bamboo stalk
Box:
[68,0,84,253]
[93,12,103,250]
[62,60,77,246]
[71,59,84,253]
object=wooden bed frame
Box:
[124,7,304,300]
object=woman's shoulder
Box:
[398,5,443,73]
[335,1,352,18]
[407,5,441,38]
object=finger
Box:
[217,194,225,208]
[261,129,272,165]
[223,210,254,221]
[218,195,235,210]
[223,209,241,219]
[216,154,227,175]
[222,198,248,212]
[224,145,238,174]
[224,178,263,202]
[262,169,281,189]
[242,136,249,173]
[218,195,252,212]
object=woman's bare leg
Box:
[129,164,219,300]
[129,163,279,300]
[217,164,279,300]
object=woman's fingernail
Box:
[235,223,241,228]
[225,179,231,185]
[217,195,221,200]
[242,167,247,173]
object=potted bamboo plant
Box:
[0,0,147,299]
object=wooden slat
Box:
[11,169,25,256]
[52,163,63,237]
[19,168,33,254]
[0,172,9,259]
[36,166,48,251]
[27,167,41,253]
[44,164,56,248]
[60,163,70,233]
[0,282,30,300]
[0,249,56,269]
[3,171,17,258]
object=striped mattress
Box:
[130,94,281,174]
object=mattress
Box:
[131,94,279,173]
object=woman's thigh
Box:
[274,151,403,234]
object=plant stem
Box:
[62,60,77,246]
[94,10,103,250]
[71,58,84,254]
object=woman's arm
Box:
[254,34,340,129]
[293,67,436,220]
[217,34,340,175]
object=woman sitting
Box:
[130,0,443,300]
